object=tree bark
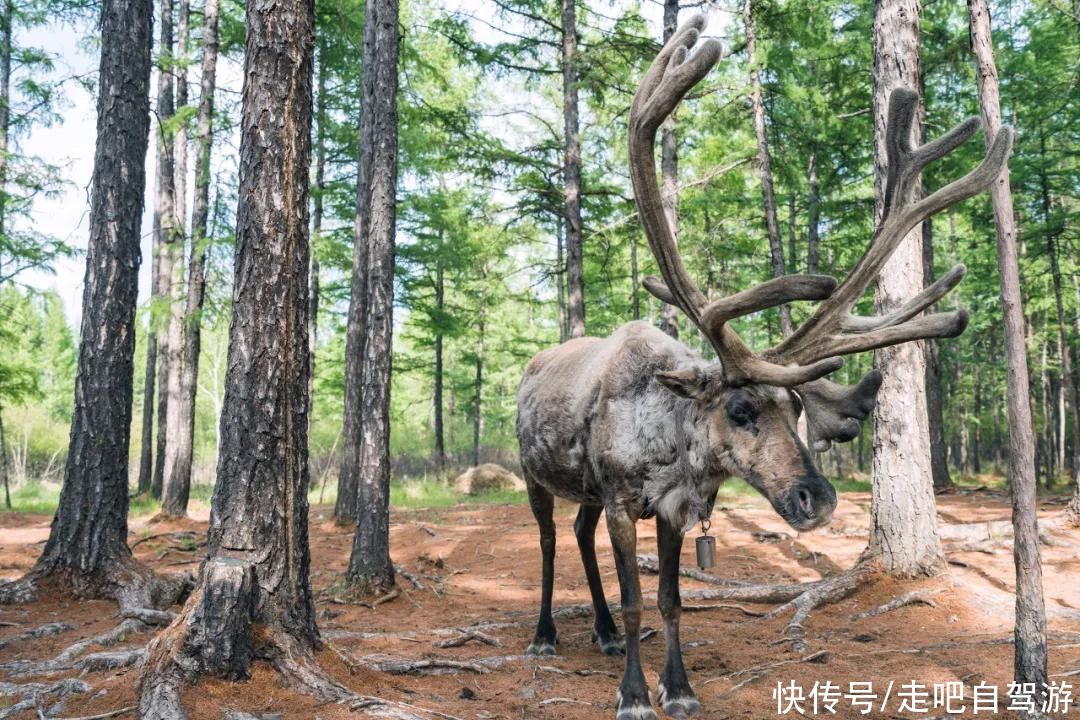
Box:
[160,0,193,518]
[923,216,951,490]
[0,1,10,509]
[0,405,9,509]
[867,0,944,577]
[556,218,567,341]
[744,0,791,337]
[166,0,219,516]
[5,0,157,600]
[151,0,176,501]
[434,259,446,470]
[968,0,1048,695]
[562,0,585,339]
[140,0,320,709]
[1038,129,1080,494]
[309,35,325,477]
[658,0,680,339]
[346,0,399,592]
[807,152,820,274]
[472,278,487,468]
[336,40,375,523]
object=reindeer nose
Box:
[788,475,837,530]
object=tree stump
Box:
[195,557,256,679]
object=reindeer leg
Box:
[656,516,700,718]
[607,503,656,720]
[575,505,624,656]
[525,479,558,656]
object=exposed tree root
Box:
[851,590,940,620]
[434,629,501,648]
[79,648,147,672]
[0,621,73,650]
[0,556,193,612]
[346,653,491,676]
[637,554,750,586]
[48,706,135,720]
[120,608,176,626]
[682,603,766,617]
[0,678,90,719]
[138,565,445,720]
[680,561,879,651]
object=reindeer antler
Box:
[629,15,844,387]
[629,15,1013,444]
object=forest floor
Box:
[0,486,1078,719]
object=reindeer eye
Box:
[725,394,756,428]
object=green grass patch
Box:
[3,481,163,516]
[388,477,526,508]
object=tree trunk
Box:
[151,0,176,501]
[140,0,322,709]
[168,0,219,513]
[562,0,585,339]
[0,2,10,510]
[923,216,951,490]
[867,0,944,577]
[137,331,157,494]
[336,8,379,523]
[2,0,162,602]
[0,405,9,509]
[1038,129,1080,495]
[0,0,9,236]
[434,260,446,470]
[787,194,797,274]
[973,364,983,473]
[556,219,566,341]
[1041,331,1054,487]
[346,0,399,592]
[630,233,639,320]
[968,0,1048,695]
[744,0,791,337]
[807,152,820,274]
[472,280,487,468]
[160,0,193,518]
[658,0,680,339]
[309,35,325,459]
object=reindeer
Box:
[515,15,1012,720]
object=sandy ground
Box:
[0,489,1077,719]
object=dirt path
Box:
[0,492,1077,719]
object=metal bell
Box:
[695,534,716,570]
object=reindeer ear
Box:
[798,371,883,450]
[656,366,714,399]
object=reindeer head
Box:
[629,15,1012,531]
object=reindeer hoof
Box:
[592,628,625,656]
[615,688,657,720]
[526,640,557,656]
[657,682,701,719]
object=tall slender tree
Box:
[164,0,221,516]
[968,0,1048,697]
[868,0,944,576]
[151,0,176,500]
[744,0,791,338]
[346,0,400,592]
[562,0,585,339]
[657,0,680,339]
[160,0,192,518]
[139,0,334,710]
[0,0,185,605]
